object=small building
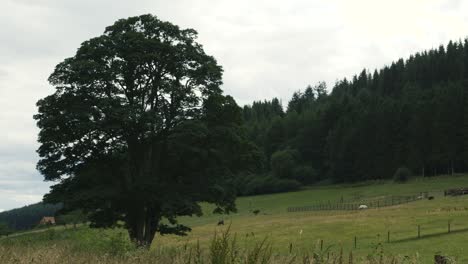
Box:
[39,216,56,225]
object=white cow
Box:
[358,204,368,210]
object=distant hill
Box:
[0,202,62,230]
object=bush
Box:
[270,149,299,179]
[393,167,412,183]
[234,174,301,196]
[0,222,13,237]
[292,165,318,184]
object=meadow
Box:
[3,174,468,263]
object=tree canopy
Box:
[35,14,260,247]
[242,39,468,184]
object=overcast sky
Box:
[1,0,467,211]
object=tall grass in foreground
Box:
[0,227,453,264]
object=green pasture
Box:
[4,174,468,263]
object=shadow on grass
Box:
[392,227,468,243]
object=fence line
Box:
[287,193,427,212]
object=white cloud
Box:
[1,0,468,210]
[0,189,49,209]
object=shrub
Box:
[270,149,299,179]
[0,222,13,237]
[393,167,412,183]
[292,165,318,184]
[245,175,301,195]
[234,174,301,196]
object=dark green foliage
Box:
[0,222,13,237]
[393,167,412,183]
[56,210,88,227]
[270,149,299,179]
[270,149,318,184]
[0,203,62,231]
[293,165,318,184]
[242,38,468,183]
[234,174,300,196]
[34,14,260,247]
[242,99,284,163]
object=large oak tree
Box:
[35,14,260,247]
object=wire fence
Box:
[287,192,431,212]
[302,219,465,249]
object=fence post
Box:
[418,225,421,238]
[448,220,451,233]
[320,239,323,251]
[387,231,390,243]
[289,242,292,253]
[354,236,357,249]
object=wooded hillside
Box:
[242,40,468,184]
[0,203,61,230]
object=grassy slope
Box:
[160,175,468,263]
[4,174,468,263]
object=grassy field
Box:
[3,174,468,263]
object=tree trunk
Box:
[422,166,425,178]
[126,138,161,249]
[127,207,158,248]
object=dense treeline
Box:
[0,203,61,230]
[242,39,468,185]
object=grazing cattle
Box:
[217,220,224,226]
[428,196,435,200]
[358,205,368,210]
[253,209,260,215]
